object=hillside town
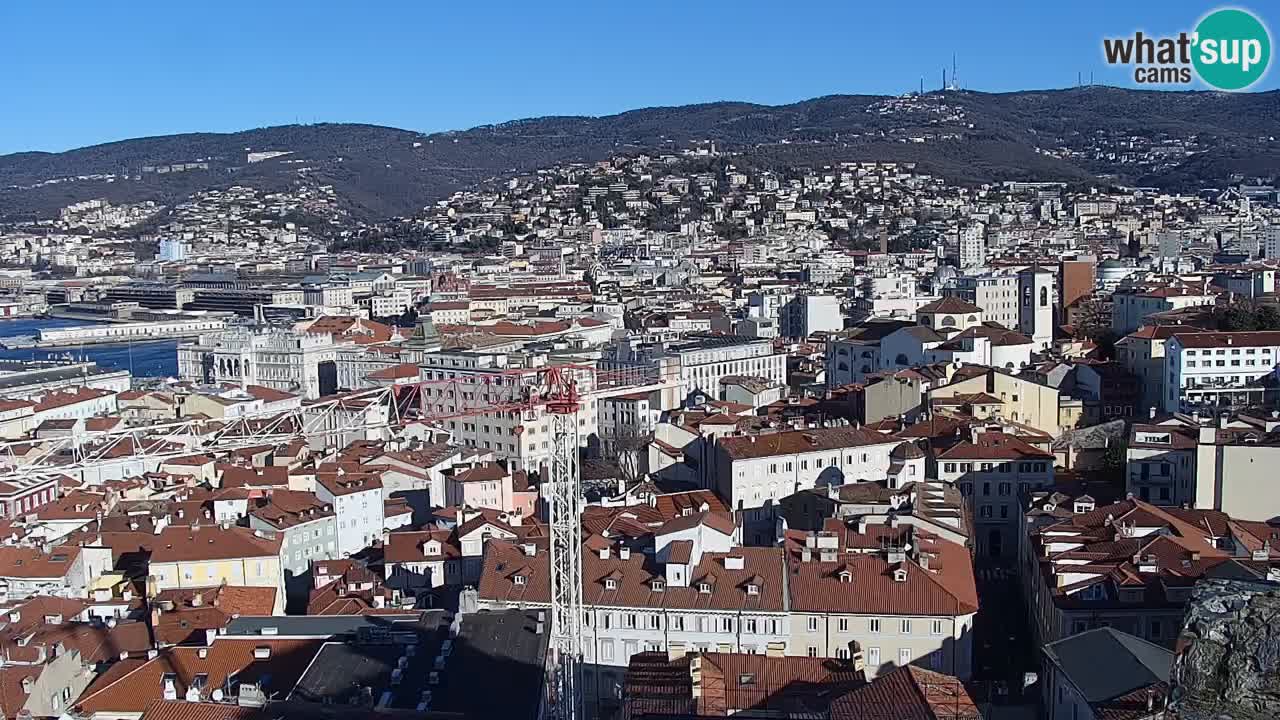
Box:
[0,149,1276,720]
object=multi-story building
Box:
[779,294,842,339]
[928,367,1065,436]
[824,320,916,387]
[1126,419,1199,506]
[1116,325,1207,415]
[1020,495,1280,650]
[479,532,791,714]
[785,518,977,679]
[610,335,786,401]
[247,490,338,591]
[1163,331,1280,413]
[937,430,1054,559]
[1111,287,1216,335]
[957,223,985,269]
[0,545,115,600]
[947,273,1018,330]
[148,525,285,602]
[177,328,349,399]
[1058,259,1096,324]
[417,351,604,476]
[1265,223,1280,259]
[712,426,908,545]
[1127,412,1280,522]
[315,468,385,558]
[1041,628,1171,720]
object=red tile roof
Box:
[718,426,899,460]
[75,638,322,714]
[829,664,980,719]
[150,525,282,563]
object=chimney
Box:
[850,641,865,673]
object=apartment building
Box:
[779,294,842,339]
[937,430,1054,559]
[478,536,791,707]
[712,426,907,545]
[148,525,285,604]
[785,518,978,679]
[315,467,385,557]
[1115,325,1207,415]
[0,545,114,600]
[1019,495,1280,650]
[947,273,1019,330]
[417,351,601,476]
[1163,331,1280,413]
[247,489,338,588]
[1111,287,1215,335]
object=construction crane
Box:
[541,366,584,720]
[0,362,670,720]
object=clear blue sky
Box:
[1,0,1274,154]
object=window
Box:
[868,647,881,666]
[601,641,614,661]
[899,648,913,666]
[901,619,912,634]
[807,646,818,657]
[838,618,849,632]
[836,646,850,659]
[745,618,758,634]
[869,617,881,633]
[807,617,819,632]
[931,619,943,636]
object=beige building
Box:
[148,525,285,612]
[929,367,1063,436]
[785,518,977,679]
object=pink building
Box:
[442,462,536,517]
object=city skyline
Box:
[2,0,1275,155]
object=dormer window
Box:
[697,582,712,594]
[651,579,665,592]
[893,568,908,583]
[513,574,527,586]
[837,570,853,583]
[746,583,760,596]
[604,578,618,591]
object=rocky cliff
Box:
[1171,578,1280,720]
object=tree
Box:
[611,426,653,486]
[1216,302,1260,331]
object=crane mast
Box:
[543,367,584,720]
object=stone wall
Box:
[1170,578,1280,720]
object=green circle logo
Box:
[1192,8,1272,90]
